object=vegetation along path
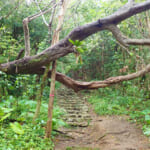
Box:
[54,88,150,150]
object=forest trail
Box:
[54,88,150,150]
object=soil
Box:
[54,89,150,150]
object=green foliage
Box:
[88,84,150,137]
[0,124,54,150]
[0,94,66,149]
[0,27,22,63]
[10,122,24,135]
[69,39,87,54]
[143,126,150,136]
[0,106,13,129]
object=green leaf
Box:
[0,108,4,117]
[144,127,150,136]
[145,115,150,124]
[10,122,24,135]
[74,40,80,46]
[2,107,13,113]
[68,39,75,45]
[57,120,66,127]
[77,47,84,53]
[130,52,134,56]
[0,113,11,122]
[142,109,150,115]
[0,56,7,63]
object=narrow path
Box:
[55,88,150,150]
[56,88,91,127]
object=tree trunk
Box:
[45,0,69,138]
[45,61,56,138]
[33,64,50,123]
[32,1,57,123]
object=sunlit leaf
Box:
[10,122,24,135]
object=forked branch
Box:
[107,24,150,47]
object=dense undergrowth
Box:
[0,95,66,150]
[88,82,150,137]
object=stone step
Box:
[61,108,89,112]
[62,107,82,111]
[66,121,89,127]
[58,102,84,105]
[66,110,89,113]
[64,118,91,122]
[62,109,89,113]
[65,118,84,122]
[59,101,80,103]
[58,100,82,102]
[62,103,83,105]
[58,105,86,109]
[56,87,91,127]
[64,113,91,118]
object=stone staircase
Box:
[56,87,91,127]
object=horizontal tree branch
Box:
[1,1,150,74]
[126,39,150,45]
[26,63,150,92]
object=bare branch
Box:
[34,0,49,26]
[16,49,24,60]
[48,0,57,43]
[106,24,129,47]
[28,1,60,22]
[27,63,150,92]
[107,24,150,47]
[126,39,150,45]
[48,0,57,27]
[23,18,30,57]
[22,0,60,57]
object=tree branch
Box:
[1,1,150,74]
[126,39,150,45]
[22,1,60,57]
[23,18,30,57]
[107,24,129,47]
[34,0,49,26]
[107,24,150,47]
[28,64,150,92]
[28,1,60,22]
[16,49,24,60]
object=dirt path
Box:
[54,88,150,150]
